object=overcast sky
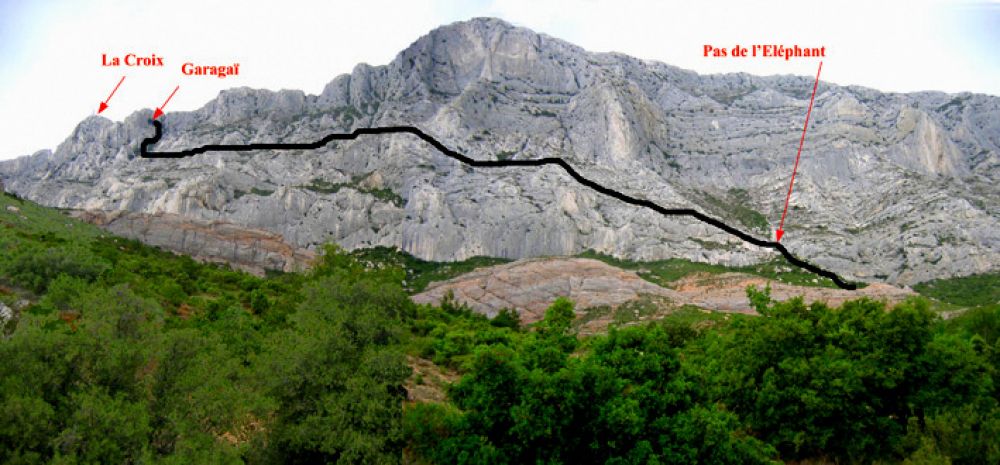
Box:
[0,0,997,160]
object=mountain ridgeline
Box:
[1,18,998,285]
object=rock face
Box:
[1,18,998,285]
[412,258,917,324]
[668,273,915,312]
[72,210,315,274]
[412,258,678,322]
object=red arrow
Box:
[97,75,126,114]
[776,61,823,242]
[152,85,179,120]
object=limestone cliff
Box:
[2,18,997,285]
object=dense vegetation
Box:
[0,193,413,463]
[407,291,1000,464]
[1,192,998,464]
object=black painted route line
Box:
[140,119,858,290]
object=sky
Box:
[0,0,997,160]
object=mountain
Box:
[1,18,998,285]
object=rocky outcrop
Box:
[412,258,679,322]
[412,257,917,324]
[668,272,915,312]
[72,210,315,274]
[1,18,997,285]
[0,301,13,329]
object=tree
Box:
[257,254,412,464]
[408,299,777,465]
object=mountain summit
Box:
[1,18,997,284]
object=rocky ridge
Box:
[412,257,916,327]
[1,18,998,285]
[72,210,316,274]
[412,257,677,322]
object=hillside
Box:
[2,191,1000,464]
[1,18,997,286]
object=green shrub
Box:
[4,245,109,293]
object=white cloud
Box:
[0,0,993,160]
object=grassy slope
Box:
[913,273,1000,308]
[0,191,303,324]
[350,246,511,293]
[0,192,105,242]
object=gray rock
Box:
[0,301,12,329]
[1,18,997,285]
